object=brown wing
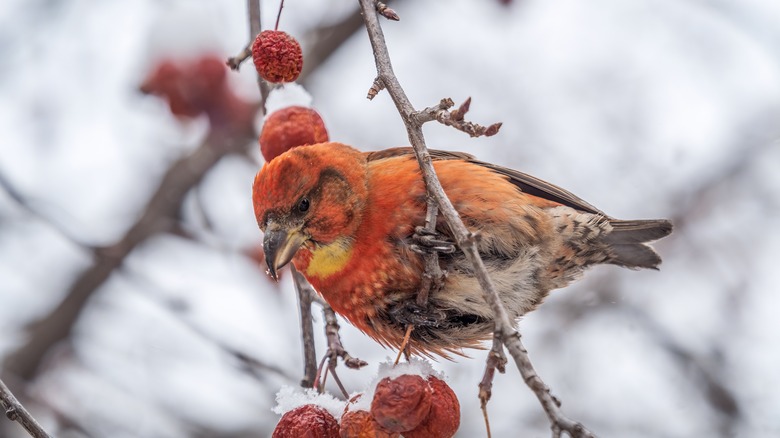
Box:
[365,147,475,162]
[366,147,606,216]
[467,159,606,215]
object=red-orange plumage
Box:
[252,143,672,357]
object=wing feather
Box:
[366,147,605,215]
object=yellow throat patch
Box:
[306,238,354,278]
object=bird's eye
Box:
[297,197,310,213]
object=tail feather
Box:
[603,219,672,269]
[604,219,673,244]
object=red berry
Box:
[141,60,198,117]
[370,375,432,433]
[259,106,329,162]
[404,376,460,438]
[194,56,227,89]
[186,56,228,108]
[339,410,399,438]
[252,30,304,83]
[272,404,339,438]
[139,60,179,96]
[141,56,232,119]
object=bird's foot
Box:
[410,226,457,254]
[388,301,447,327]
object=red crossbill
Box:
[252,143,672,357]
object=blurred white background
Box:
[1,0,779,437]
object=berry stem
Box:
[275,0,285,30]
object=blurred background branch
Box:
[2,135,253,388]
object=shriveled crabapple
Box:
[252,30,304,83]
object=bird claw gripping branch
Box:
[410,226,457,255]
[388,301,448,328]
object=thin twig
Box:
[358,1,594,436]
[0,378,51,438]
[393,197,445,367]
[274,0,286,31]
[227,0,262,71]
[393,325,414,365]
[226,0,271,109]
[416,97,502,138]
[251,0,270,109]
[415,197,446,307]
[328,360,350,399]
[126,270,295,383]
[322,304,368,371]
[314,354,330,393]
[318,303,366,398]
[292,267,318,388]
[0,171,90,247]
[226,45,252,71]
[292,252,368,394]
[478,334,507,438]
[249,0,261,37]
[309,300,367,396]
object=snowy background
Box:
[2,0,780,437]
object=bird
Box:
[252,142,672,358]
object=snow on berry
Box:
[259,106,329,162]
[273,386,346,420]
[272,404,339,438]
[266,84,313,114]
[351,358,441,413]
[251,30,303,83]
[370,374,433,433]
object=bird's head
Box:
[252,142,368,280]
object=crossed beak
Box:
[263,223,308,281]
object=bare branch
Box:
[358,1,593,435]
[416,97,502,138]
[291,267,319,388]
[248,0,261,37]
[227,0,261,72]
[295,277,367,396]
[311,302,367,397]
[479,334,507,438]
[415,199,445,307]
[322,303,368,371]
[226,0,270,109]
[1,134,254,386]
[226,45,252,71]
[123,255,295,384]
[274,0,286,31]
[0,171,90,247]
[0,378,51,438]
